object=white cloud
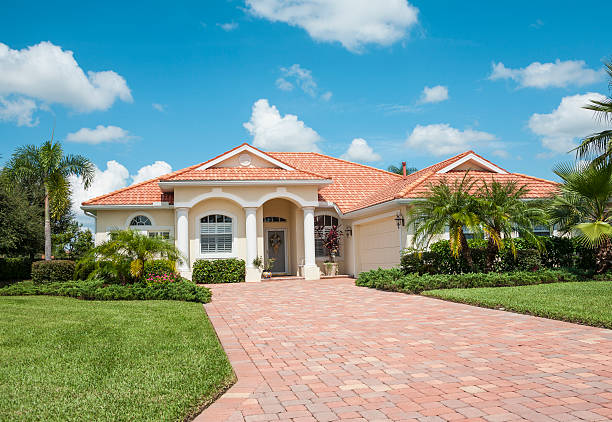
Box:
[0,96,38,126]
[406,123,497,156]
[275,77,294,91]
[321,91,332,101]
[246,0,419,52]
[528,92,608,154]
[490,59,604,89]
[340,138,381,162]
[420,85,449,104]
[0,41,132,112]
[243,99,321,152]
[279,64,317,96]
[152,103,165,112]
[131,161,172,184]
[217,22,238,31]
[66,125,133,145]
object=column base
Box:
[302,264,320,280]
[179,269,192,281]
[246,267,262,283]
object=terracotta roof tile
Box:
[160,167,330,181]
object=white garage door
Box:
[357,217,401,273]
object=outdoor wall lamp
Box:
[345,226,352,236]
[394,212,405,230]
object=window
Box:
[314,215,340,257]
[148,231,170,240]
[264,216,287,222]
[200,214,233,254]
[130,215,152,226]
[533,225,551,237]
[463,227,475,240]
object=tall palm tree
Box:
[549,162,612,273]
[6,139,94,260]
[574,61,612,165]
[477,180,547,271]
[406,175,481,268]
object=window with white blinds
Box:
[200,214,233,253]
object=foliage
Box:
[264,258,276,272]
[252,256,263,269]
[0,257,33,281]
[192,258,246,283]
[323,225,341,262]
[52,222,94,261]
[424,281,612,329]
[143,259,180,285]
[0,279,212,303]
[356,267,579,294]
[31,260,75,284]
[387,163,418,175]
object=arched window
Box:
[200,214,233,253]
[314,215,340,258]
[130,215,152,226]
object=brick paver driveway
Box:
[197,278,612,422]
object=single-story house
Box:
[81,143,558,281]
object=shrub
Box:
[143,259,176,277]
[0,279,211,303]
[31,260,76,283]
[192,258,245,284]
[356,267,579,294]
[0,257,32,281]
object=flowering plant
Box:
[144,271,180,286]
[323,225,341,263]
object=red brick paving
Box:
[195,278,612,422]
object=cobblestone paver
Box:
[195,278,612,421]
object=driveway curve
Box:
[197,278,612,422]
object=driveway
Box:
[197,278,612,422]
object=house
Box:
[81,144,558,281]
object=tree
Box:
[574,61,612,165]
[387,163,418,175]
[548,162,612,273]
[406,175,481,268]
[52,221,94,261]
[5,140,94,260]
[477,180,547,271]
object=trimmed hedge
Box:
[0,257,32,281]
[0,279,211,303]
[32,260,76,284]
[192,258,245,284]
[143,259,176,277]
[356,268,580,294]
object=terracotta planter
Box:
[324,262,338,276]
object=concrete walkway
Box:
[196,278,612,422]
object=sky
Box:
[1,0,611,227]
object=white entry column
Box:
[302,206,320,280]
[244,207,261,282]
[175,207,190,277]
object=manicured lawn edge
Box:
[422,281,612,329]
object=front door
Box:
[266,230,286,274]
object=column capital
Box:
[302,206,315,213]
[175,206,190,213]
[244,206,258,213]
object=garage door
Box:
[357,217,400,273]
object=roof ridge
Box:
[512,172,559,185]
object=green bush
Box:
[192,258,245,284]
[0,257,32,281]
[0,279,211,303]
[143,259,176,277]
[356,267,579,294]
[31,260,76,283]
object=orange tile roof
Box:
[160,167,329,181]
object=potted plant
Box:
[262,258,275,279]
[321,225,342,276]
[252,256,263,276]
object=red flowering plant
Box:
[316,224,342,263]
[144,271,181,286]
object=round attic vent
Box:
[239,153,252,166]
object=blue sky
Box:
[1,1,611,224]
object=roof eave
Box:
[158,179,332,189]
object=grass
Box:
[0,296,235,422]
[423,280,612,329]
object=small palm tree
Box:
[88,229,183,282]
[387,163,418,175]
[574,61,612,165]
[6,139,94,260]
[549,162,612,273]
[407,175,481,268]
[477,180,547,271]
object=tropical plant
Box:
[4,139,94,260]
[548,162,612,272]
[322,225,341,262]
[477,180,548,271]
[387,163,418,175]
[574,60,612,165]
[406,175,481,269]
[82,229,182,282]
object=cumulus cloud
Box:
[243,99,321,152]
[66,125,133,145]
[246,0,419,52]
[217,22,238,31]
[489,59,604,89]
[406,123,497,156]
[0,41,132,112]
[131,161,173,184]
[528,92,607,154]
[420,85,449,104]
[340,138,381,162]
[0,96,38,126]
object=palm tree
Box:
[477,180,547,271]
[6,139,94,260]
[406,174,481,268]
[87,229,183,282]
[387,163,418,175]
[549,162,612,273]
[574,61,612,165]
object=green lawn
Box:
[0,296,235,422]
[423,281,612,328]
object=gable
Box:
[195,143,295,171]
[436,153,508,174]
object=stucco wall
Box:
[94,209,174,245]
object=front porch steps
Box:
[265,274,352,282]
